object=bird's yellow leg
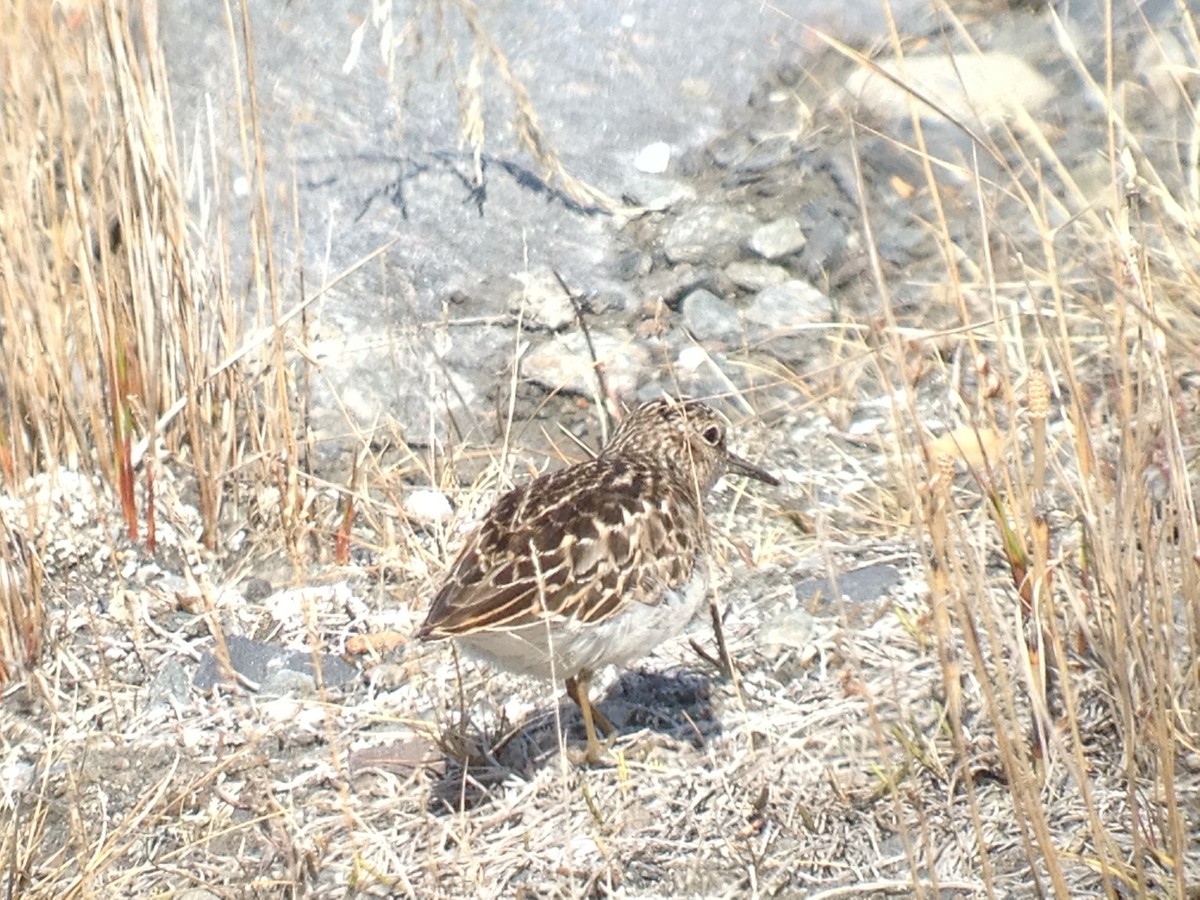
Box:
[566,672,615,764]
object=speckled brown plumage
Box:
[418,396,778,763]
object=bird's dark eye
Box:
[702,425,722,445]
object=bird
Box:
[417,396,778,763]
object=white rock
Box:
[634,141,671,174]
[178,726,208,750]
[265,583,352,626]
[502,695,538,727]
[520,330,649,397]
[841,52,1054,126]
[1,761,35,802]
[404,488,453,525]
[261,696,304,723]
[847,416,885,437]
[760,609,815,651]
[676,344,710,372]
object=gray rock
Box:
[438,325,513,375]
[748,217,807,259]
[663,206,760,265]
[241,576,273,602]
[506,265,575,331]
[580,281,632,314]
[612,249,651,281]
[662,348,744,401]
[681,289,742,345]
[147,657,191,710]
[732,135,797,173]
[877,221,933,268]
[743,280,830,335]
[314,318,514,449]
[794,565,903,607]
[448,272,521,318]
[797,207,851,279]
[624,178,696,212]
[707,133,754,169]
[260,668,317,698]
[156,0,950,480]
[641,264,720,308]
[725,260,790,291]
[520,330,649,398]
[193,634,358,693]
[309,323,477,448]
[707,132,796,173]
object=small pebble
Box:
[725,260,789,291]
[748,217,807,259]
[404,489,453,525]
[634,141,671,174]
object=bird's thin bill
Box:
[726,452,780,486]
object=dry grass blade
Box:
[0,515,42,684]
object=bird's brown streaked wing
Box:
[417,468,582,636]
[571,490,697,623]
[419,476,698,637]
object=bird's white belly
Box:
[455,560,710,682]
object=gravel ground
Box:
[3,1,1199,897]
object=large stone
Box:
[506,265,576,331]
[520,330,650,398]
[193,633,357,693]
[743,280,830,334]
[681,289,743,345]
[841,53,1054,127]
[663,206,760,265]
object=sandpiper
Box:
[418,396,778,762]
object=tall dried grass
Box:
[818,4,1200,895]
[0,0,283,680]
